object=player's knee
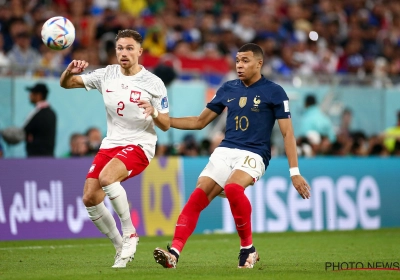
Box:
[99,167,126,187]
[82,192,96,207]
[98,173,113,187]
[224,183,244,198]
[82,189,105,207]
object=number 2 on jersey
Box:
[117,101,125,116]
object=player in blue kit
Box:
[153,43,311,269]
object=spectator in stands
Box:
[37,44,65,76]
[306,130,322,157]
[85,127,102,156]
[368,134,389,156]
[337,39,364,74]
[0,33,10,74]
[349,131,368,156]
[65,133,89,157]
[298,94,336,143]
[24,83,57,157]
[336,108,353,142]
[393,141,400,156]
[178,134,199,157]
[199,138,211,156]
[155,143,174,157]
[69,0,95,48]
[7,30,41,73]
[181,14,202,49]
[296,136,313,157]
[383,110,400,155]
[142,25,167,57]
[232,13,256,44]
[318,135,332,156]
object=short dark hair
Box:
[238,43,264,58]
[305,94,317,107]
[115,29,143,44]
[343,108,352,115]
[85,127,100,136]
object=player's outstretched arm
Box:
[278,118,311,199]
[170,108,218,130]
[60,60,88,89]
[137,100,170,131]
[153,112,170,131]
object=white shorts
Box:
[199,147,265,189]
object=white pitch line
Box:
[0,243,110,250]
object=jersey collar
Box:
[240,75,265,88]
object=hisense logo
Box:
[325,261,400,271]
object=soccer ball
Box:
[41,16,75,50]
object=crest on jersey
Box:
[251,96,261,112]
[130,91,141,103]
[239,97,247,108]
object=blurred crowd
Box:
[1,0,400,84]
[64,127,103,157]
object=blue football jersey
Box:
[206,76,291,168]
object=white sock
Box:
[240,244,253,250]
[103,182,136,236]
[170,247,180,256]
[86,202,122,250]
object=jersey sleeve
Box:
[150,79,169,114]
[271,85,291,119]
[80,67,106,93]
[206,84,226,115]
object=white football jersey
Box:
[80,65,169,161]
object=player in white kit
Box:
[60,29,170,268]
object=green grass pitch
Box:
[1,228,399,280]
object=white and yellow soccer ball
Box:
[41,16,75,50]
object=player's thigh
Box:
[199,148,232,188]
[82,178,105,206]
[196,176,224,201]
[99,158,128,186]
[225,169,254,187]
[100,145,149,186]
[229,149,265,187]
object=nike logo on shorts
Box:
[227,98,236,102]
[106,89,114,92]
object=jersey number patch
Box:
[117,101,125,116]
[234,115,249,131]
